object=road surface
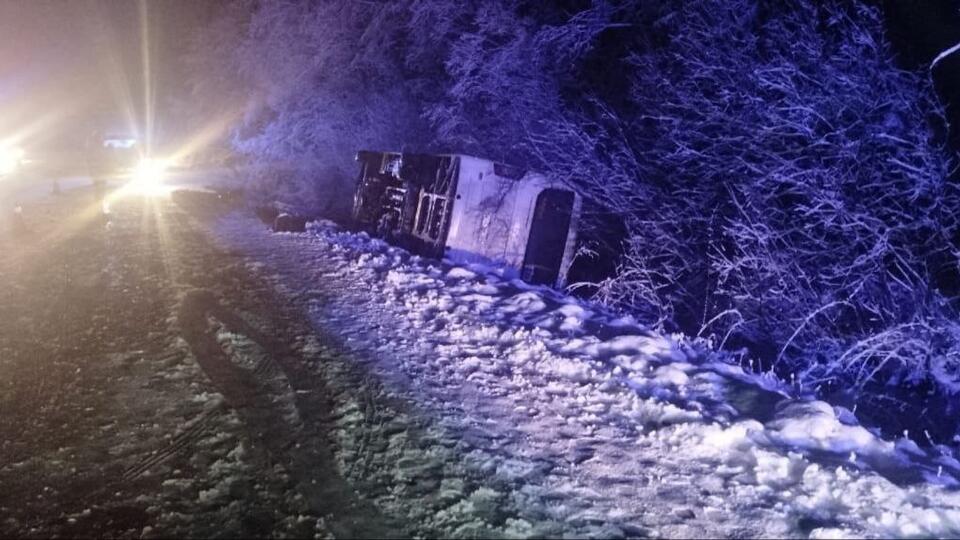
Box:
[0,184,390,538]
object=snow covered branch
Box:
[931,40,960,71]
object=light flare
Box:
[0,145,25,175]
[123,157,170,196]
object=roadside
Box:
[205,210,960,539]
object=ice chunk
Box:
[767,401,883,454]
[446,267,477,280]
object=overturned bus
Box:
[352,151,581,288]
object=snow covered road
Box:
[207,214,960,539]
[0,189,379,538]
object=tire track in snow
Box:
[175,287,399,538]
[122,406,226,481]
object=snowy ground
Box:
[207,214,960,539]
[4,179,960,538]
[0,188,348,538]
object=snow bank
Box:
[208,216,960,539]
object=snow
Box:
[764,401,883,454]
[207,215,960,539]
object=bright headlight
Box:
[0,146,25,175]
[129,158,169,195]
[134,157,166,183]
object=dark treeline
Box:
[182,0,960,444]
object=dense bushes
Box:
[186,0,960,442]
[604,1,960,441]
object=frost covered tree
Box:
[184,0,432,217]
[557,0,960,438]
